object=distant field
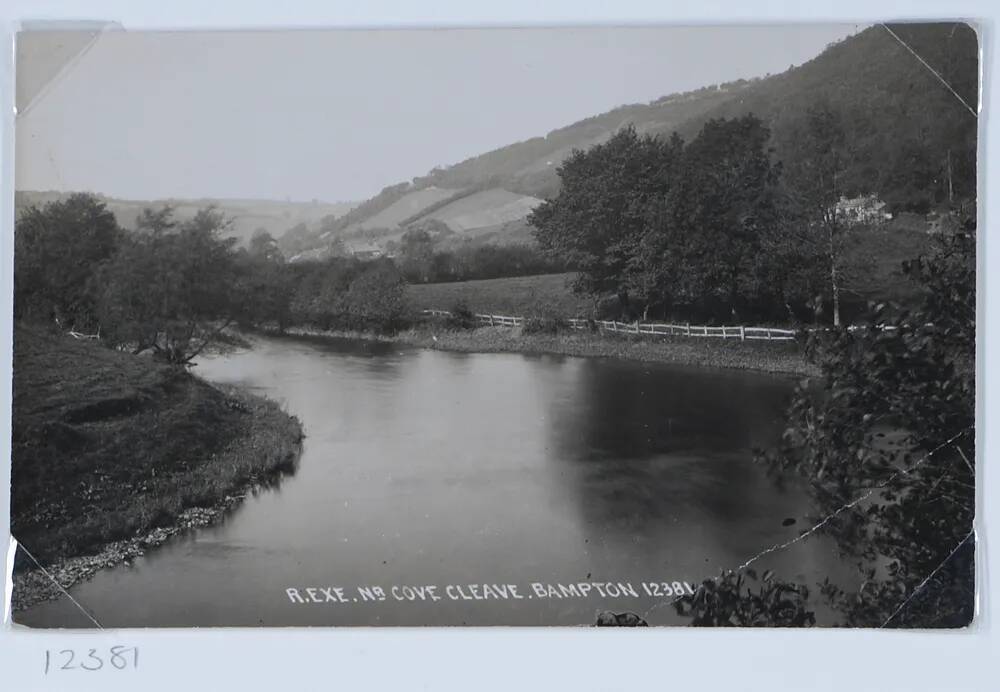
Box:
[423,188,542,232]
[345,186,460,233]
[405,225,933,321]
[405,273,591,316]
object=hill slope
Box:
[283,22,976,260]
[661,23,978,209]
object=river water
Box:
[18,334,854,627]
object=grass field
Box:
[405,227,933,324]
[11,324,303,572]
[406,272,591,316]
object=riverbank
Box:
[10,325,304,612]
[280,323,818,377]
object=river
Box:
[18,334,854,627]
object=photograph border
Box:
[1,1,996,690]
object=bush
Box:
[674,570,815,627]
[522,315,568,335]
[445,301,477,329]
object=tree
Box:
[340,259,407,332]
[530,126,679,315]
[97,207,240,364]
[14,193,123,328]
[235,230,292,330]
[135,205,177,235]
[399,228,435,283]
[248,228,285,263]
[288,258,359,329]
[784,101,861,327]
[676,224,976,627]
[782,227,976,627]
[637,116,783,321]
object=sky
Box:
[16,24,861,203]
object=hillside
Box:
[14,190,357,246]
[661,23,978,210]
[281,23,975,261]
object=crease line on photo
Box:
[639,426,974,624]
[9,537,104,629]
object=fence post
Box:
[686,322,691,337]
[634,320,639,334]
[489,315,495,326]
[766,328,772,341]
[739,325,745,341]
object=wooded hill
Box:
[280,22,977,259]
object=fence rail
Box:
[421,310,797,342]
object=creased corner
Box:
[15,21,124,118]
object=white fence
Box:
[421,309,798,341]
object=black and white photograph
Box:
[8,22,978,629]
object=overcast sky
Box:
[17,24,861,203]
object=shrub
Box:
[522,315,568,335]
[674,569,815,627]
[445,301,477,329]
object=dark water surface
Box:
[19,334,853,627]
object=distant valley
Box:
[14,190,357,247]
[17,24,975,265]
[267,23,974,262]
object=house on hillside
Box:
[346,241,384,260]
[833,194,893,225]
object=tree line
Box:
[528,108,977,627]
[392,228,569,284]
[14,196,408,364]
[529,106,963,327]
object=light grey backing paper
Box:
[0,1,996,690]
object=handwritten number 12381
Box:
[44,647,138,673]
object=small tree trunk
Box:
[830,224,841,327]
[832,276,841,327]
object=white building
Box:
[833,194,893,225]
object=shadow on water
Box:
[540,358,808,547]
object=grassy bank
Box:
[285,323,816,377]
[10,324,303,611]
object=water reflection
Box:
[17,335,852,628]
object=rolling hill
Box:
[279,22,976,262]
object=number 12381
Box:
[44,646,138,673]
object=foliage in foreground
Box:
[673,228,976,628]
[675,570,815,627]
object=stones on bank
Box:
[15,498,242,612]
[12,386,303,614]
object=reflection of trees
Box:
[542,359,798,541]
[548,360,791,458]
